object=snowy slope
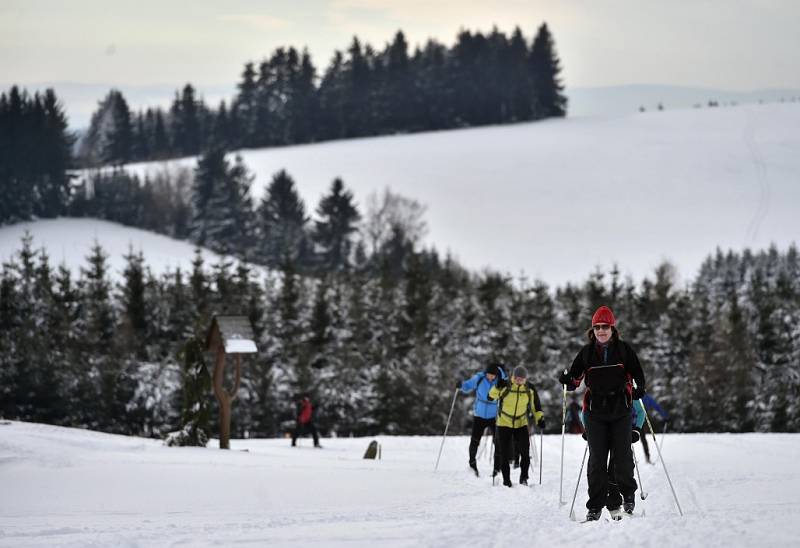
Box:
[0,420,795,547]
[125,102,800,286]
[0,218,261,281]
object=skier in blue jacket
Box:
[637,393,668,463]
[458,362,507,477]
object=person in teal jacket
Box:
[458,362,507,477]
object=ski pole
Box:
[434,388,459,472]
[492,405,501,486]
[559,379,567,504]
[659,421,668,452]
[633,445,648,500]
[568,442,589,521]
[538,426,543,485]
[529,423,538,474]
[639,398,683,515]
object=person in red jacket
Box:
[291,395,321,448]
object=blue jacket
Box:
[460,368,508,419]
[641,393,668,420]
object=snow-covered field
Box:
[0,218,264,281]
[0,421,794,547]
[125,102,800,286]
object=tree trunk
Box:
[212,350,242,450]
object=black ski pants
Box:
[498,425,530,483]
[292,422,320,447]
[469,416,500,471]
[512,425,531,467]
[640,428,651,461]
[585,411,637,510]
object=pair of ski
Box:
[578,508,645,523]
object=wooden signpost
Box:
[206,315,257,449]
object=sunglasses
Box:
[592,324,612,331]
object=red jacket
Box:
[297,398,313,425]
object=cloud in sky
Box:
[218,14,291,31]
[2,0,799,91]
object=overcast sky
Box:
[2,0,799,92]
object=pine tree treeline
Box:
[0,86,73,224]
[2,234,798,437]
[76,24,567,166]
[69,152,368,275]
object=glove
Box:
[632,386,645,400]
[496,378,507,389]
[537,417,546,430]
[558,370,573,386]
[456,381,462,390]
[631,427,641,444]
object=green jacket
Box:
[488,381,544,429]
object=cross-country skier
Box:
[488,365,544,487]
[291,394,322,448]
[457,362,507,476]
[558,306,646,520]
[638,393,669,463]
[512,380,544,469]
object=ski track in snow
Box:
[0,422,796,547]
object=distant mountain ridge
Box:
[566,84,800,117]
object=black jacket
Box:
[566,338,645,417]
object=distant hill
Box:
[566,84,800,117]
[0,218,259,281]
[122,101,800,286]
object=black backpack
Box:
[582,341,630,412]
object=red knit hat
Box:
[591,306,616,326]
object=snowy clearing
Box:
[0,218,266,281]
[0,421,794,547]
[124,102,800,286]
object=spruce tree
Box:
[529,23,567,119]
[311,178,361,271]
[233,62,258,147]
[80,89,133,166]
[167,326,212,446]
[170,84,203,156]
[191,150,255,256]
[318,51,347,140]
[256,170,310,268]
[38,89,73,216]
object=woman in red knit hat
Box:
[558,305,646,521]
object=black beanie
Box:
[486,363,500,376]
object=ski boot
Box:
[586,508,602,521]
[519,478,528,486]
[469,460,479,477]
[502,478,513,488]
[623,501,635,515]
